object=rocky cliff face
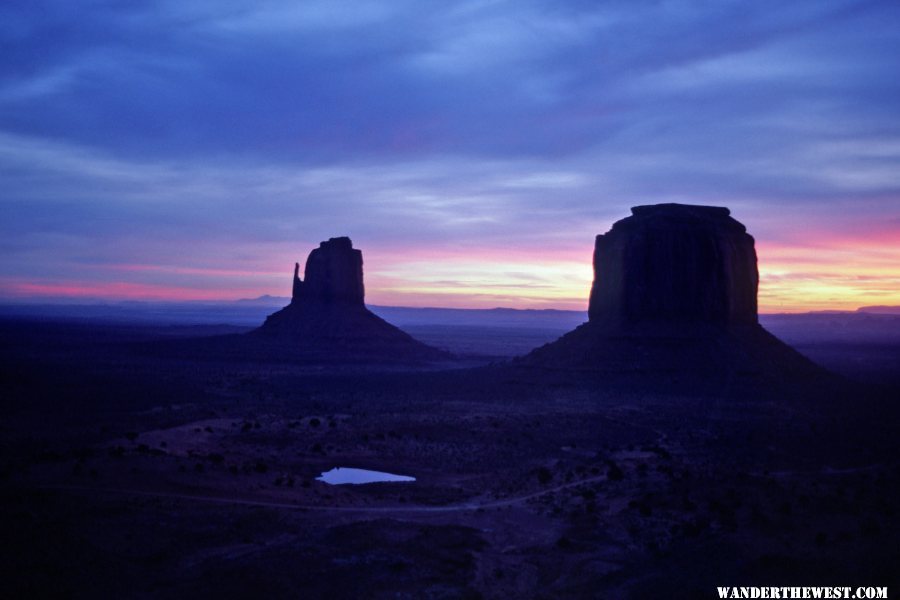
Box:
[524,204,816,380]
[254,237,447,361]
[291,237,365,307]
[588,204,758,326]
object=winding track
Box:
[38,461,884,515]
[41,474,609,514]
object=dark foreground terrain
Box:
[1,317,898,599]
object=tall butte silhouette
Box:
[254,237,447,361]
[524,204,817,378]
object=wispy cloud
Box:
[1,0,899,309]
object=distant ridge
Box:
[234,294,289,305]
[369,305,586,329]
[0,299,587,328]
[857,305,900,315]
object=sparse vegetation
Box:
[536,467,553,485]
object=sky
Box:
[1,0,899,312]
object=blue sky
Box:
[2,0,899,310]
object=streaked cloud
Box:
[1,0,898,310]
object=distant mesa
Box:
[856,305,900,315]
[254,237,447,361]
[524,204,817,378]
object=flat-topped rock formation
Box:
[589,204,758,326]
[524,204,818,379]
[290,236,365,307]
[254,237,448,361]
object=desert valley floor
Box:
[1,318,898,598]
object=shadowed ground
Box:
[1,318,897,599]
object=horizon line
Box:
[0,295,897,316]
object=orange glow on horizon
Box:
[756,233,900,312]
[2,235,898,312]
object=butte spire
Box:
[254,237,447,362]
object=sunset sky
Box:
[2,0,899,312]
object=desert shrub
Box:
[644,444,671,459]
[607,461,624,481]
[860,517,881,537]
[536,466,553,485]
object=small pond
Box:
[316,467,416,485]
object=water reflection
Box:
[316,467,416,485]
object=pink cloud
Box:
[101,263,284,277]
[0,279,264,302]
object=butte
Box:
[523,204,819,381]
[252,237,447,362]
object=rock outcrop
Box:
[588,204,758,326]
[254,237,447,362]
[290,237,365,307]
[524,204,817,380]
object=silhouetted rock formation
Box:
[290,237,365,307]
[589,204,758,326]
[254,237,447,362]
[524,204,817,379]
